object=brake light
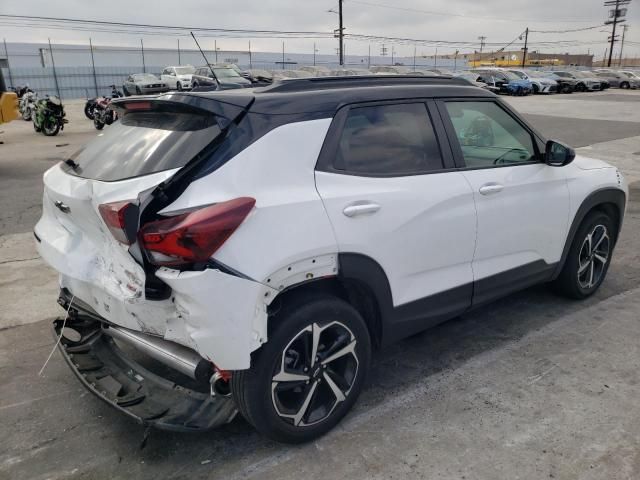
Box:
[125,101,152,111]
[139,197,256,267]
[98,201,135,245]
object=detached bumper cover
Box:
[53,299,237,432]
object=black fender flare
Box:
[552,187,626,279]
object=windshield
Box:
[501,71,521,81]
[572,71,591,78]
[540,72,560,80]
[509,71,526,79]
[175,67,195,75]
[213,68,242,78]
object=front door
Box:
[315,100,477,339]
[438,99,570,305]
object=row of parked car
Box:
[119,64,640,97]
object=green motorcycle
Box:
[32,96,68,136]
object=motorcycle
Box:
[32,96,68,136]
[19,89,37,121]
[84,85,123,120]
[93,96,118,130]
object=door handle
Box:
[343,202,381,217]
[479,183,504,196]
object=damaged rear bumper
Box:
[54,295,238,431]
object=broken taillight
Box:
[98,200,135,245]
[139,197,256,267]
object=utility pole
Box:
[413,45,417,71]
[215,40,218,63]
[89,38,98,96]
[282,41,285,70]
[478,36,486,66]
[3,39,13,89]
[140,38,146,73]
[618,24,628,66]
[178,38,181,64]
[380,44,388,57]
[249,41,252,69]
[605,0,630,67]
[48,38,61,99]
[338,0,344,65]
[313,42,316,66]
[368,44,371,68]
[391,45,395,65]
[521,28,529,68]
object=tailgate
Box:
[35,164,178,334]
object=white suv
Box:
[160,65,195,90]
[35,76,627,443]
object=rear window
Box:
[63,111,221,181]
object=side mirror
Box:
[545,140,575,166]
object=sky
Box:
[1,0,639,60]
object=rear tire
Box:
[231,295,371,443]
[84,102,95,120]
[552,211,615,299]
[621,81,630,89]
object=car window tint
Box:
[335,103,443,175]
[445,101,537,168]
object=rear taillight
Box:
[139,197,256,267]
[98,201,135,245]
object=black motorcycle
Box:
[84,85,123,120]
[33,96,68,136]
[93,96,118,130]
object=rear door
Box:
[437,98,570,305]
[315,100,477,338]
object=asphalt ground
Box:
[1,89,640,480]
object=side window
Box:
[161,68,168,75]
[334,103,443,175]
[444,101,537,168]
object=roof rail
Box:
[260,75,469,93]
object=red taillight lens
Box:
[139,197,256,267]
[98,201,135,245]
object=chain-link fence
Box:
[2,40,461,100]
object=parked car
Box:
[298,65,332,77]
[471,69,532,95]
[245,69,274,86]
[537,72,577,94]
[271,69,313,80]
[455,72,500,93]
[191,65,252,89]
[620,70,640,82]
[160,65,196,91]
[330,68,372,76]
[35,76,627,443]
[552,71,601,92]
[122,74,169,96]
[594,70,638,89]
[507,69,558,94]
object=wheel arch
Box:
[553,188,626,280]
[267,253,392,349]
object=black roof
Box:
[136,75,496,116]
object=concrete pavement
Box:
[1,91,640,480]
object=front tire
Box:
[231,295,371,443]
[552,211,615,299]
[42,118,61,136]
[620,81,630,89]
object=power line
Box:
[348,0,602,23]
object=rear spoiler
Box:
[111,92,254,129]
